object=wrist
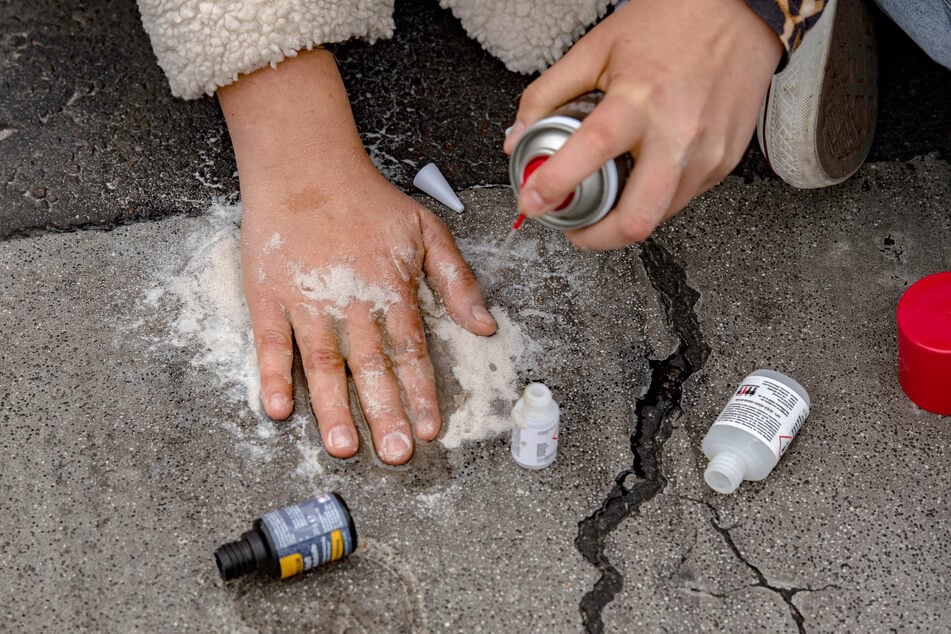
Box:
[742,0,823,68]
[218,48,371,179]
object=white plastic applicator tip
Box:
[413,162,464,213]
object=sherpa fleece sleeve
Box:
[438,0,615,75]
[136,0,395,99]
[744,0,826,61]
[441,0,824,76]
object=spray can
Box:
[509,91,633,230]
[702,370,810,494]
[214,492,357,581]
[511,383,560,469]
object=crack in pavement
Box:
[703,501,840,633]
[677,493,841,633]
[574,238,710,633]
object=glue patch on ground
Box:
[418,284,526,449]
[142,202,261,415]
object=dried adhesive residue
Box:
[418,284,527,449]
[293,263,400,315]
[144,203,262,415]
[262,232,284,254]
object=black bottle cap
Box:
[214,529,271,580]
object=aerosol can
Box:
[509,91,633,230]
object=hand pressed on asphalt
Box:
[504,0,783,250]
[219,49,496,465]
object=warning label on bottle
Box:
[712,375,809,458]
[260,493,355,578]
[512,424,558,468]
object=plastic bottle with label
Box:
[214,492,357,581]
[702,369,810,494]
[511,382,560,469]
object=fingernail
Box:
[507,120,525,140]
[471,304,497,328]
[520,188,544,214]
[267,393,291,416]
[380,431,412,463]
[415,413,441,440]
[327,426,357,451]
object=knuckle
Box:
[256,329,292,351]
[521,79,550,110]
[617,214,657,243]
[301,346,345,374]
[708,142,729,173]
[389,334,428,367]
[349,349,389,374]
[520,81,542,108]
[672,116,705,152]
[617,77,656,109]
[581,119,617,160]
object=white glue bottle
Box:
[702,369,810,494]
[511,383,560,469]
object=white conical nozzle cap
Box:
[413,162,464,213]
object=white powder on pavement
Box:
[144,202,262,415]
[418,284,528,449]
[432,308,524,448]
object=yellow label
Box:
[279,553,304,579]
[330,530,344,561]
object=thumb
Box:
[419,211,497,336]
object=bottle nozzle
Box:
[215,539,256,580]
[214,529,269,580]
[704,451,746,495]
[523,382,552,408]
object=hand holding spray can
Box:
[509,91,633,230]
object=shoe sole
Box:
[757,0,878,189]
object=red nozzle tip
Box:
[512,214,526,230]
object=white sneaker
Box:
[756,0,878,189]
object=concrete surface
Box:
[1,1,950,633]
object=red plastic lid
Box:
[522,156,574,211]
[896,271,951,415]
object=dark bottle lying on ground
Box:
[214,492,357,581]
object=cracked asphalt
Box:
[2,1,949,632]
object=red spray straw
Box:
[512,156,574,230]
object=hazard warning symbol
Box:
[778,435,794,456]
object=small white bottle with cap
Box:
[511,383,560,469]
[702,369,810,494]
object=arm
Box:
[217,49,497,464]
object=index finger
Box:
[517,93,646,217]
[504,42,600,154]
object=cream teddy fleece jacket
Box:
[137,0,615,99]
